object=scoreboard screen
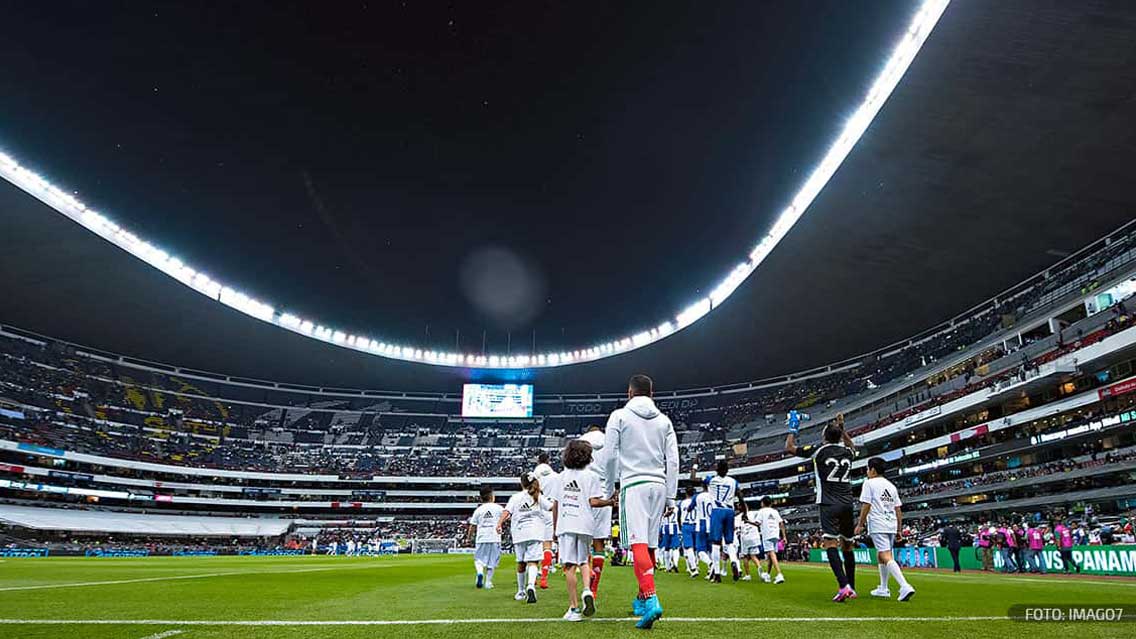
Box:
[461,383,534,418]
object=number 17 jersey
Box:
[793,442,855,506]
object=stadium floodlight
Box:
[0,0,949,370]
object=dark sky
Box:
[2,1,1135,392]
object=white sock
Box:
[711,544,721,573]
[685,549,697,571]
[887,560,911,589]
[672,549,680,568]
[486,567,495,583]
[526,564,538,589]
[878,563,889,590]
[517,571,525,593]
[726,543,739,567]
[475,560,485,576]
[698,550,710,568]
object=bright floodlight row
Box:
[0,0,949,369]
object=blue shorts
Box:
[694,531,710,553]
[681,524,696,549]
[709,508,735,544]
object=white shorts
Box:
[871,532,895,553]
[558,532,593,566]
[475,542,501,568]
[593,505,613,540]
[740,536,762,556]
[619,482,666,548]
[513,540,543,563]
[763,537,781,554]
[542,512,555,542]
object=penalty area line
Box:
[0,616,1016,626]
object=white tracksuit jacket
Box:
[602,396,680,505]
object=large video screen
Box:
[462,383,534,418]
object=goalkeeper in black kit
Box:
[785,413,860,602]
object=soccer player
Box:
[662,508,680,572]
[497,472,552,603]
[785,412,859,602]
[678,486,700,577]
[694,483,717,579]
[854,458,914,601]
[548,439,617,621]
[578,425,612,598]
[754,496,786,584]
[533,452,559,589]
[706,461,743,582]
[467,486,505,589]
[656,511,674,572]
[603,374,679,630]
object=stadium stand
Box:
[2,221,1136,557]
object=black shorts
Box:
[819,503,855,539]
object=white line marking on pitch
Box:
[0,563,385,593]
[139,630,184,639]
[0,616,1017,626]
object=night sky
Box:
[2,1,1135,392]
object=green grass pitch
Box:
[0,555,1131,638]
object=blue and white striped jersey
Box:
[707,475,739,509]
[679,497,698,527]
[694,491,716,533]
[662,509,680,535]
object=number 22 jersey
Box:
[793,442,855,506]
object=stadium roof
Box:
[1,1,1135,392]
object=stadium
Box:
[1,1,1135,638]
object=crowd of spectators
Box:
[0,526,301,555]
[903,448,1136,498]
[2,310,1128,479]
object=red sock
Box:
[541,550,552,579]
[590,554,605,594]
[632,544,656,598]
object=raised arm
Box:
[837,413,856,452]
[784,432,798,454]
